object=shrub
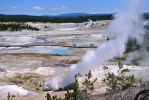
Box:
[125,39,140,53]
[82,70,97,94]
[103,61,136,94]
[45,71,97,100]
[7,92,13,100]
[131,55,144,66]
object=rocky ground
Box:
[0,20,149,100]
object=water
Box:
[0,46,72,55]
[31,46,71,55]
[48,48,71,55]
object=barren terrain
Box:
[0,20,149,100]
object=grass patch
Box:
[1,53,70,58]
[66,59,80,64]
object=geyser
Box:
[46,0,145,90]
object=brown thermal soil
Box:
[0,53,80,91]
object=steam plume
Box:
[46,0,145,90]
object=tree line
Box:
[0,22,39,31]
[0,13,148,23]
[0,14,113,23]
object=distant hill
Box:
[56,13,89,17]
[0,13,148,23]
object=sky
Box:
[0,0,148,15]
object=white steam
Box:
[46,0,145,90]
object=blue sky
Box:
[0,0,148,15]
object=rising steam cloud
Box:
[46,0,145,90]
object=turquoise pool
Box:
[48,48,71,55]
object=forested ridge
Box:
[0,14,113,23]
[0,13,148,23]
